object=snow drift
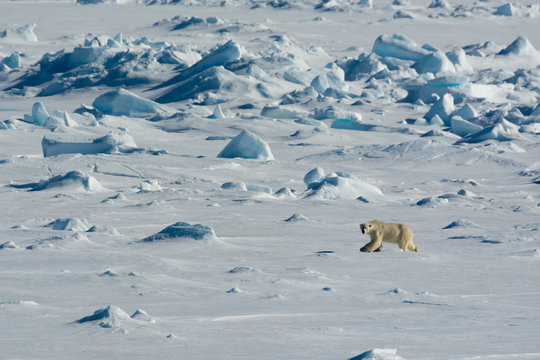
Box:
[217,130,274,161]
[42,131,139,157]
[92,89,176,117]
[0,23,38,42]
[74,305,151,329]
[372,34,429,61]
[349,348,406,360]
[6,32,195,96]
[10,171,106,192]
[154,40,244,102]
[48,217,90,232]
[304,169,383,201]
[141,222,218,242]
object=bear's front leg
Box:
[360,237,382,252]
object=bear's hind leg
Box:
[407,241,418,252]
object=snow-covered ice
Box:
[0,0,539,359]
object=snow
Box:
[1,1,540,359]
[92,89,176,117]
[349,348,406,360]
[413,50,456,75]
[372,34,429,61]
[450,116,483,137]
[10,170,106,192]
[217,130,274,161]
[49,217,90,231]
[304,167,326,186]
[141,221,218,242]
[0,23,38,42]
[424,93,455,125]
[305,171,384,201]
[31,102,50,126]
[42,131,139,157]
[497,36,537,56]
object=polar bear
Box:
[360,220,417,252]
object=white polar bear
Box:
[360,220,417,252]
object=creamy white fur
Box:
[360,220,417,252]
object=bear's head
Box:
[360,220,379,234]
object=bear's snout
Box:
[360,224,366,234]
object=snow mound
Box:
[87,225,121,235]
[0,300,39,306]
[497,36,537,56]
[304,167,326,186]
[304,171,383,201]
[339,52,388,81]
[130,309,155,322]
[141,222,218,242]
[208,104,228,119]
[155,66,253,103]
[221,181,272,194]
[217,130,274,161]
[424,93,455,125]
[75,305,130,326]
[310,63,348,94]
[154,40,243,101]
[284,213,308,222]
[495,3,540,17]
[261,105,304,120]
[382,139,452,160]
[393,10,414,19]
[0,241,19,249]
[221,181,248,191]
[442,219,479,229]
[228,266,260,274]
[0,23,38,42]
[7,33,195,96]
[48,217,90,231]
[171,16,223,30]
[11,171,106,192]
[413,51,456,75]
[428,0,450,9]
[42,131,139,157]
[274,187,295,198]
[349,348,406,360]
[74,305,151,329]
[450,116,483,137]
[372,34,429,61]
[30,107,83,128]
[1,53,21,70]
[458,120,520,144]
[313,106,361,122]
[453,104,478,121]
[416,74,470,103]
[31,102,50,126]
[92,89,176,117]
[446,48,473,74]
[139,179,163,192]
[331,118,372,131]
